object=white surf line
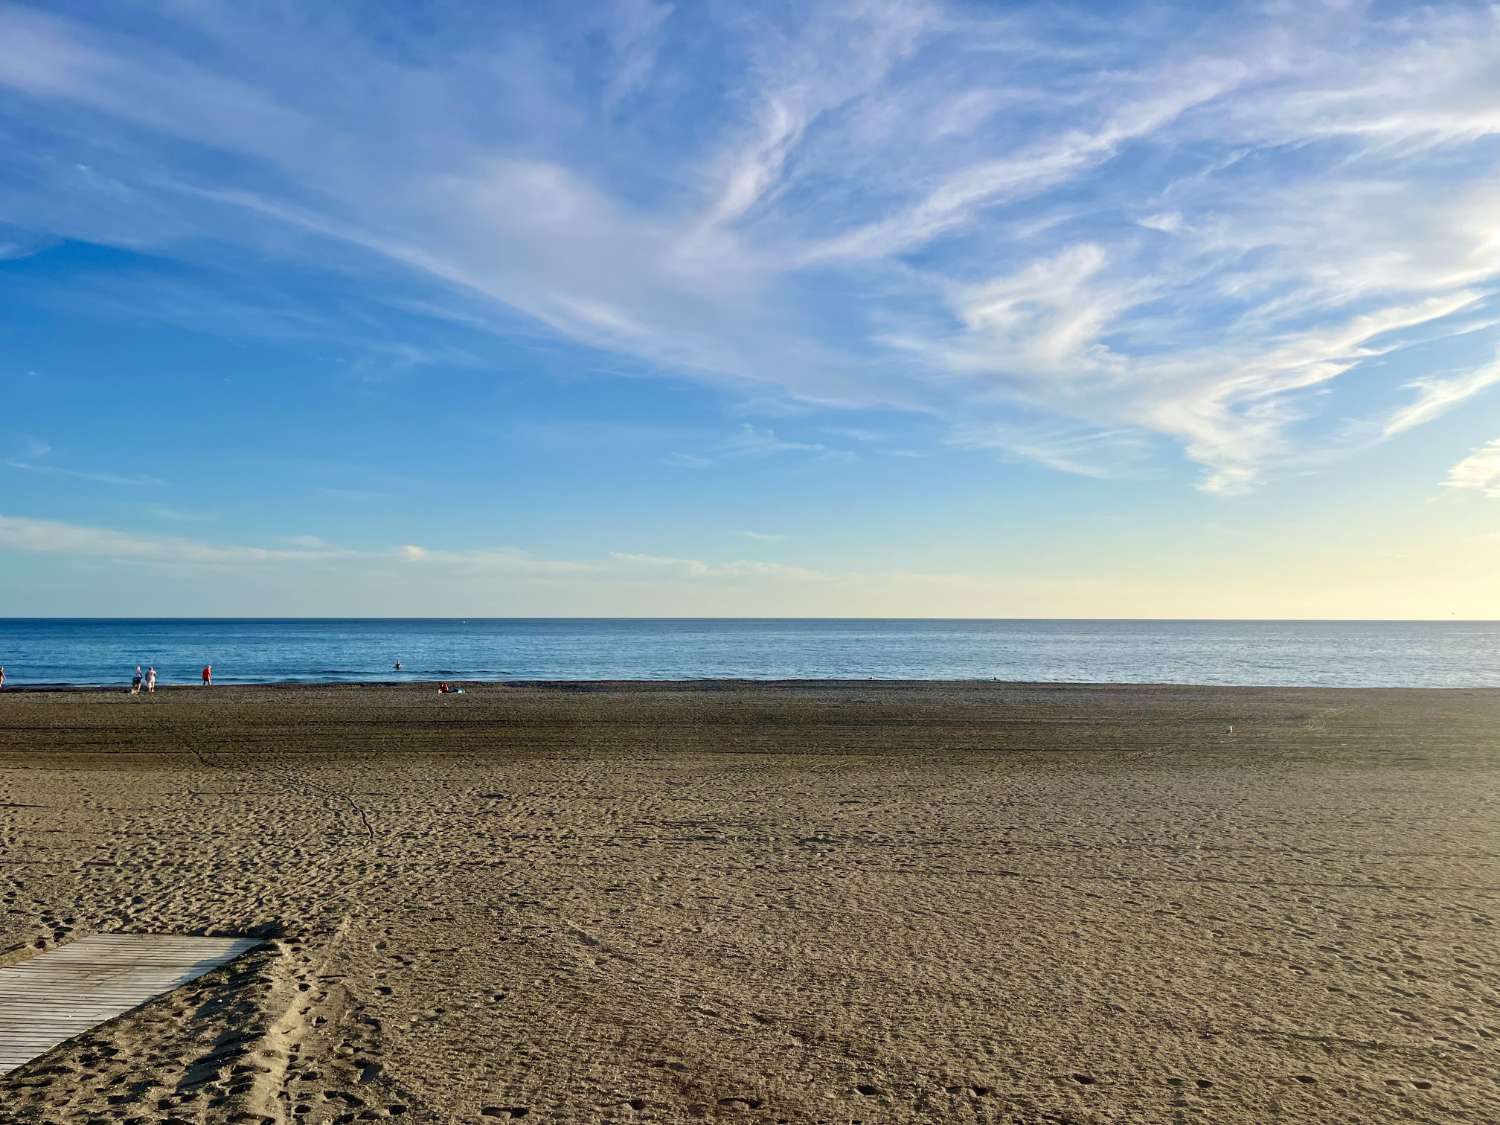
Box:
[0,933,262,1075]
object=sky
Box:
[1,0,1499,617]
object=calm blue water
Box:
[0,619,1496,688]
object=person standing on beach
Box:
[146,666,157,694]
[201,664,212,688]
[131,666,143,695]
[0,666,5,690]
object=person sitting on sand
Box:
[131,666,143,695]
[201,664,212,688]
[146,666,157,694]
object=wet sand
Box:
[0,681,1496,1123]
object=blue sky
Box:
[2,0,1498,616]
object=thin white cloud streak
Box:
[819,426,882,443]
[609,552,826,581]
[948,423,1151,480]
[0,227,58,258]
[0,512,835,582]
[393,544,597,576]
[143,504,205,521]
[5,460,167,488]
[1384,357,1500,437]
[602,0,673,111]
[2,2,1500,491]
[1444,439,1500,499]
[721,424,824,457]
[0,516,591,572]
[0,515,350,563]
[668,424,832,466]
[6,436,168,487]
[0,516,546,575]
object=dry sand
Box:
[0,681,1496,1124]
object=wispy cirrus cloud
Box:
[2,0,1499,493]
[6,462,168,488]
[1384,356,1500,438]
[948,422,1153,481]
[602,0,673,112]
[720,424,825,458]
[6,439,167,487]
[668,424,834,467]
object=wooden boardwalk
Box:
[0,933,262,1075]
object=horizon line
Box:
[1,616,1496,624]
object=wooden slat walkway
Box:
[0,934,262,1075]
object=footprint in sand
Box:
[717,1095,763,1109]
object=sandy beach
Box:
[0,681,1496,1124]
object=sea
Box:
[0,618,1496,689]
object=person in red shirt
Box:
[201,665,212,687]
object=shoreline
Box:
[4,676,1498,693]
